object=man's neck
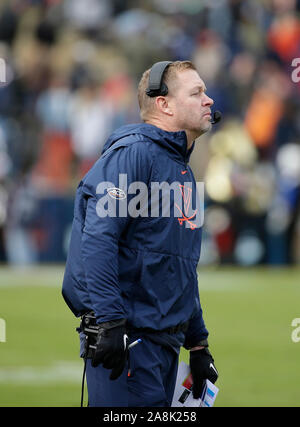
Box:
[185,130,201,150]
[144,118,198,150]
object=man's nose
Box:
[203,93,214,106]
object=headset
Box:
[146,61,172,97]
[146,61,222,124]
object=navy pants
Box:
[82,335,179,407]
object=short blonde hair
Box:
[137,60,196,121]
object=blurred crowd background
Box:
[0,0,300,266]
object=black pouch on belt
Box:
[78,311,99,358]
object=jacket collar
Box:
[103,123,195,164]
[144,124,195,164]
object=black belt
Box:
[77,312,189,336]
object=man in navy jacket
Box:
[62,60,218,406]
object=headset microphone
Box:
[210,111,222,124]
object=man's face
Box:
[168,69,214,137]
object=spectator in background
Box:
[67,71,114,177]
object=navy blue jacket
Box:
[62,123,208,348]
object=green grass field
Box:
[0,265,299,407]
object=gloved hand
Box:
[91,319,128,380]
[189,347,218,399]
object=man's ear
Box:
[155,96,173,116]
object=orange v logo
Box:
[175,184,197,230]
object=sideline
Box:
[0,361,82,384]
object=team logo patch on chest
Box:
[107,187,127,200]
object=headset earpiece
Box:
[146,61,172,97]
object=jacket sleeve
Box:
[183,293,209,349]
[81,141,153,324]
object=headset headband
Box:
[146,61,172,97]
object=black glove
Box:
[190,348,218,399]
[91,319,128,380]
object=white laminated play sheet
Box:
[171,362,219,407]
